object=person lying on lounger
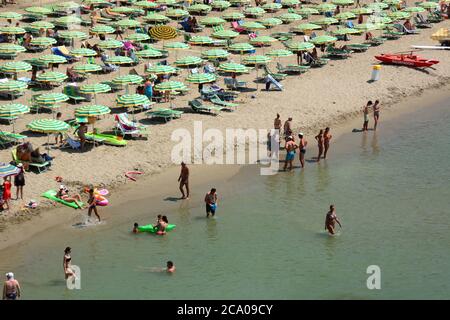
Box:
[57,185,84,209]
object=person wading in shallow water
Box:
[323,127,332,159]
[178,162,190,199]
[3,272,21,300]
[325,205,342,235]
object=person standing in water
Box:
[298,133,307,169]
[63,247,75,280]
[362,101,372,132]
[323,127,332,159]
[283,136,298,171]
[325,205,342,235]
[373,99,380,131]
[3,272,21,300]
[205,188,218,218]
[178,162,190,199]
[87,188,101,222]
[315,130,324,162]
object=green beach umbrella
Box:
[53,15,82,27]
[354,23,379,32]
[116,94,150,107]
[0,81,27,92]
[36,72,68,83]
[135,1,160,8]
[156,0,177,5]
[313,17,339,25]
[75,105,111,117]
[266,49,294,57]
[331,0,354,5]
[296,7,320,15]
[79,83,111,94]
[419,2,439,9]
[112,74,144,85]
[351,8,373,15]
[281,0,300,7]
[240,21,266,31]
[366,2,389,10]
[383,0,401,3]
[285,41,315,51]
[82,0,109,5]
[55,1,81,11]
[278,13,303,23]
[201,49,230,60]
[334,12,357,20]
[154,81,187,92]
[135,49,164,58]
[39,55,67,65]
[0,26,26,35]
[310,35,338,45]
[199,16,226,26]
[293,23,322,32]
[218,62,249,73]
[116,19,141,29]
[27,119,70,133]
[186,73,217,84]
[0,163,20,178]
[58,30,88,40]
[70,48,97,57]
[165,9,190,19]
[211,1,232,10]
[174,56,203,67]
[242,55,271,65]
[388,11,410,20]
[143,13,171,23]
[146,65,177,74]
[262,3,283,11]
[188,35,215,45]
[29,21,55,30]
[244,7,266,17]
[90,25,116,35]
[163,42,190,49]
[149,25,178,40]
[126,33,151,42]
[105,56,134,65]
[73,63,102,74]
[0,12,23,20]
[98,39,124,49]
[332,27,362,35]
[0,103,29,116]
[111,6,140,14]
[30,37,57,47]
[222,11,245,21]
[211,29,239,39]
[0,62,32,73]
[228,42,255,53]
[260,18,283,27]
[316,3,337,12]
[188,4,212,14]
[402,6,426,13]
[250,36,277,45]
[0,44,26,54]
[229,0,251,4]
[25,7,52,15]
[35,93,69,105]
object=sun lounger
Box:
[393,24,420,35]
[114,113,149,137]
[11,148,50,173]
[262,65,287,81]
[365,37,386,46]
[189,99,223,115]
[224,78,247,90]
[324,45,352,59]
[427,12,443,23]
[231,21,245,33]
[52,47,78,63]
[63,85,90,104]
[60,133,81,150]
[383,30,404,40]
[0,131,26,149]
[309,57,330,68]
[210,94,238,110]
[345,43,371,52]
[147,108,183,122]
[276,62,310,74]
[414,15,432,29]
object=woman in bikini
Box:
[315,130,324,162]
[325,205,342,235]
[373,100,380,131]
[57,185,83,209]
[63,247,75,280]
[323,127,332,159]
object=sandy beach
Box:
[0,0,449,235]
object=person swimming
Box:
[325,205,342,235]
[133,222,139,234]
[166,261,175,273]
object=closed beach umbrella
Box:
[98,39,124,49]
[75,105,111,117]
[0,26,26,35]
[58,31,88,40]
[70,48,97,57]
[402,6,426,13]
[126,33,151,42]
[334,12,357,20]
[211,1,231,10]
[260,18,283,27]
[90,25,115,35]
[240,21,266,31]
[143,13,171,23]
[285,41,315,51]
[35,93,69,105]
[79,83,111,94]
[30,37,58,47]
[36,71,68,83]
[29,21,55,30]
[0,12,23,20]
[188,35,214,45]
[186,73,217,84]
[281,0,300,7]
[313,17,339,25]
[174,56,203,67]
[222,12,245,21]
[149,25,178,40]
[218,62,249,73]
[316,3,337,12]
[0,163,20,178]
[73,63,102,74]
[242,55,271,65]
[116,19,141,29]
[266,49,294,57]
[105,56,133,65]
[244,7,266,17]
[39,55,67,65]
[262,3,283,11]
[25,7,52,15]
[310,35,338,45]
[199,16,227,26]
[0,81,27,92]
[278,13,303,23]
[0,44,26,55]
[163,42,190,49]
[116,94,150,107]
[293,23,322,32]
[296,7,319,16]
[201,49,230,60]
[146,65,177,74]
[112,74,144,85]
[165,9,190,19]
[136,49,164,58]
[211,29,239,39]
[0,62,32,74]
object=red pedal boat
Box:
[375,53,439,68]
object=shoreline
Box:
[1,83,449,252]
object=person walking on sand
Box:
[2,176,11,210]
[298,133,307,168]
[363,101,372,132]
[315,130,324,162]
[205,188,218,218]
[178,162,190,199]
[14,163,25,200]
[274,113,282,135]
[323,127,332,159]
[3,272,21,300]
[283,136,298,171]
[373,99,380,131]
[87,188,101,222]
[283,117,293,140]
[325,205,342,235]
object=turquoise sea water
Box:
[1,100,450,299]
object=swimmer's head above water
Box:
[167,261,175,273]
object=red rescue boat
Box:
[375,53,439,68]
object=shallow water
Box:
[1,99,450,299]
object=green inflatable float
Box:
[138,224,176,233]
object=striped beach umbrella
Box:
[165,9,189,19]
[0,12,23,20]
[58,31,88,40]
[186,73,217,84]
[240,21,266,31]
[211,29,239,39]
[218,62,249,73]
[188,4,212,14]
[116,19,141,29]
[351,8,373,15]
[163,42,190,49]
[250,36,277,45]
[55,1,81,11]
[146,65,177,74]
[242,55,271,65]
[188,35,214,45]
[29,21,55,30]
[27,119,70,133]
[30,37,57,47]
[75,105,111,117]
[201,49,230,60]
[334,12,357,20]
[79,83,111,94]
[260,18,283,27]
[154,81,187,92]
[116,94,150,107]
[354,23,379,32]
[112,74,144,85]
[0,44,26,55]
[211,1,231,10]
[90,25,115,35]
[174,56,203,67]
[262,3,283,11]
[0,62,32,73]
[0,81,28,92]
[229,0,250,4]
[39,55,67,65]
[0,163,20,178]
[0,26,26,35]
[135,49,164,58]
[53,15,82,27]
[126,33,151,42]
[402,6,426,13]
[25,7,52,15]
[310,35,338,45]
[222,11,245,21]
[73,63,102,74]
[149,25,178,40]
[244,7,266,17]
[278,13,303,23]
[35,93,69,105]
[281,0,300,7]
[105,56,133,65]
[266,49,294,57]
[313,17,339,25]
[285,41,315,51]
[0,103,29,116]
[98,39,124,49]
[228,42,255,53]
[143,13,171,23]
[70,48,97,57]
[82,0,110,5]
[36,72,68,83]
[199,16,227,26]
[316,3,337,12]
[296,7,319,16]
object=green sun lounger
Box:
[42,189,84,209]
[147,108,184,122]
[85,132,127,146]
[189,99,223,115]
[11,148,50,173]
[210,94,238,110]
[345,44,371,52]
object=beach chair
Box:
[114,113,149,137]
[101,62,119,73]
[383,29,403,40]
[11,148,50,173]
[60,134,81,150]
[224,78,247,90]
[276,62,310,74]
[63,85,90,104]
[203,64,216,74]
[231,21,245,33]
[346,21,355,29]
[324,45,352,59]
[345,43,371,53]
[414,14,432,28]
[147,108,183,122]
[265,74,283,91]
[210,94,238,110]
[213,25,224,32]
[0,131,27,149]
[393,23,420,35]
[427,12,443,23]
[189,99,223,115]
[310,57,330,68]
[51,46,78,63]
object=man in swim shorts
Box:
[3,272,21,300]
[325,205,342,235]
[298,133,307,169]
[178,162,190,199]
[205,188,218,218]
[283,136,298,171]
